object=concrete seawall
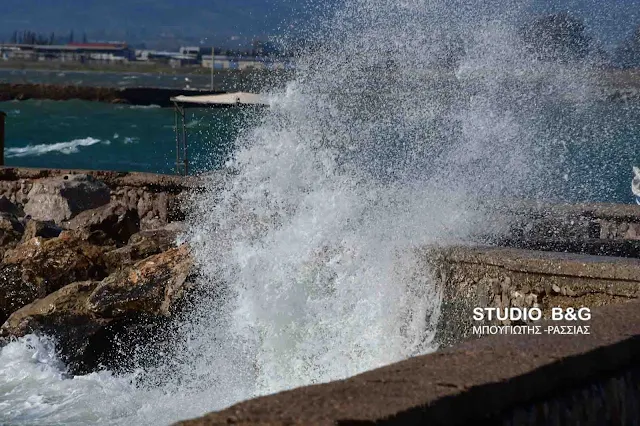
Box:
[428,246,640,346]
[1,167,638,424]
[177,301,639,425]
[175,198,640,425]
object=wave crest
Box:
[5,137,110,158]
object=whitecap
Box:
[5,137,110,158]
[123,137,139,144]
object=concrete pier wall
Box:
[177,301,639,425]
[427,245,640,346]
[175,204,640,425]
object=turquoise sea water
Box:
[1,99,252,175]
[0,96,638,203]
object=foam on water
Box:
[5,137,110,158]
[1,0,599,424]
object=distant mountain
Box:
[0,0,319,48]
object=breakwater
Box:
[0,167,639,425]
[178,241,640,425]
[0,83,223,107]
[178,300,639,426]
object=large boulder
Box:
[0,233,110,323]
[1,245,195,374]
[64,202,140,246]
[88,245,193,317]
[23,174,110,224]
[103,224,182,272]
[0,281,109,372]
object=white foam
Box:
[0,0,598,424]
[5,137,109,158]
[123,137,139,145]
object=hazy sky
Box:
[531,0,640,47]
[1,0,639,49]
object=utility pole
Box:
[210,46,214,91]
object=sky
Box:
[0,0,638,49]
[531,0,640,48]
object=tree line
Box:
[8,30,89,45]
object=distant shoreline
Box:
[0,83,223,107]
[0,59,219,76]
[0,67,639,105]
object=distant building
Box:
[0,43,134,63]
[179,46,201,57]
[202,55,290,71]
[136,50,175,63]
[169,55,200,68]
[202,55,236,69]
[237,57,265,70]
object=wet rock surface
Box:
[65,202,140,246]
[0,212,24,254]
[87,245,193,318]
[1,165,640,419]
[23,174,111,224]
[104,225,183,273]
[20,219,63,242]
[1,246,194,373]
[0,168,195,373]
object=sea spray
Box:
[178,0,597,406]
[0,0,602,424]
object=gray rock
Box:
[64,202,140,246]
[23,174,110,224]
[87,245,193,317]
[0,232,110,322]
[1,245,194,374]
[104,224,182,272]
[0,212,25,259]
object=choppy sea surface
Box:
[2,3,640,422]
[0,97,638,202]
[0,99,253,175]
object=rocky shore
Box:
[0,168,198,373]
[0,166,639,425]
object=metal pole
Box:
[181,107,188,176]
[174,104,180,175]
[0,111,5,167]
[210,46,214,91]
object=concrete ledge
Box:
[176,301,640,426]
[433,246,640,282]
[427,246,640,345]
[484,199,640,243]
